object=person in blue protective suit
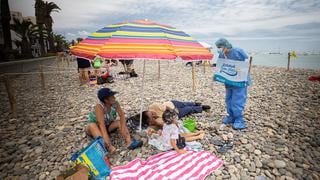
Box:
[215,38,249,130]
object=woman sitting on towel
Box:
[85,88,143,153]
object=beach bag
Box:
[70,137,111,179]
[183,118,196,132]
[176,135,186,149]
[97,76,106,85]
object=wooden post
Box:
[57,56,60,70]
[203,61,207,73]
[249,56,253,73]
[192,62,196,92]
[158,60,160,80]
[66,56,70,67]
[287,52,291,71]
[4,75,17,117]
[40,65,45,90]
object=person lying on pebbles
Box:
[85,88,143,154]
[143,100,211,129]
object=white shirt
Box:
[161,123,179,150]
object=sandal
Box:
[127,139,143,150]
[211,139,224,146]
[217,142,233,154]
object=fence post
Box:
[66,55,70,67]
[192,62,196,92]
[4,75,17,117]
[40,65,46,90]
[158,60,160,80]
[287,52,291,71]
[249,56,253,73]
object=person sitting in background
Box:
[119,59,138,77]
[92,55,103,77]
[185,61,202,66]
[105,59,118,66]
[85,88,143,153]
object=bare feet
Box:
[198,132,205,139]
[107,144,117,154]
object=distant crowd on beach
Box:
[76,56,138,86]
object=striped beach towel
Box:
[110,150,223,180]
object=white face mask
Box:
[218,47,224,54]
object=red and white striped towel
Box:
[110,150,223,180]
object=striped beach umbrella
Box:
[71,20,213,131]
[70,20,212,61]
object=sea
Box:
[211,53,320,70]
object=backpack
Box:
[97,76,106,85]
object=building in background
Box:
[10,11,49,58]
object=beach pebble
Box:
[274,160,287,168]
[0,60,319,179]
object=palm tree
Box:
[76,37,83,43]
[53,33,67,51]
[35,0,60,54]
[11,18,34,58]
[43,1,60,52]
[35,0,46,55]
[1,0,13,60]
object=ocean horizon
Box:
[211,53,320,70]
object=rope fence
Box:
[1,61,78,118]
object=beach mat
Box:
[110,150,223,180]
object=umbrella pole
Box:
[192,62,196,92]
[139,60,146,132]
[158,60,160,80]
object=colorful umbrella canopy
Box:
[71,20,213,61]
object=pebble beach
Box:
[0,59,319,179]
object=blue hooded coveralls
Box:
[218,47,249,129]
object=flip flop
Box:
[217,142,233,154]
[127,139,143,150]
[211,139,224,146]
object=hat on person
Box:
[97,88,118,102]
[215,38,232,49]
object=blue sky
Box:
[9,0,320,53]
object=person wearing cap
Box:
[85,88,143,153]
[215,38,250,130]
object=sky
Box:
[8,0,320,53]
